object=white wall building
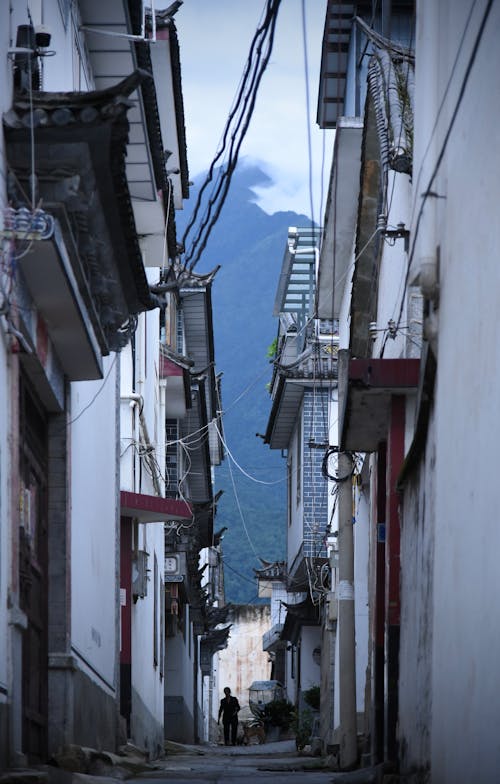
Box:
[0,0,200,766]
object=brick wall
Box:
[302,388,329,559]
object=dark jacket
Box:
[218,695,240,723]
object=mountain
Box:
[176,162,312,603]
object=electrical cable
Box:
[66,354,118,427]
[214,421,285,486]
[300,0,315,231]
[222,558,259,587]
[226,435,261,561]
[182,0,283,271]
[179,0,272,249]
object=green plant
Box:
[302,685,320,711]
[266,337,278,359]
[263,699,295,729]
[290,707,313,751]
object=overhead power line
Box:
[181,0,283,272]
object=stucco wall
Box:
[71,356,118,690]
[131,525,165,754]
[164,605,195,743]
[405,1,500,779]
[398,407,436,777]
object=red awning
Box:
[120,491,192,523]
[340,357,420,452]
[160,355,185,378]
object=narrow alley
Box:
[3,1,500,783]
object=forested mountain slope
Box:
[176,164,312,602]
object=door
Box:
[19,377,49,761]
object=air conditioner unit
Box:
[132,550,149,599]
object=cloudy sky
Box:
[175,0,332,218]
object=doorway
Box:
[19,376,49,761]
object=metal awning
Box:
[316,1,356,128]
[19,219,103,381]
[273,228,319,332]
[120,490,192,522]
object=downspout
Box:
[120,393,161,495]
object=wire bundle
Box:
[181,0,282,272]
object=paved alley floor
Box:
[132,740,334,783]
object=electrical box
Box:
[132,550,149,599]
[327,590,338,622]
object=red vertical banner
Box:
[386,396,405,626]
[120,518,132,731]
[385,395,405,761]
[120,518,132,662]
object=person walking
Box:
[218,686,240,745]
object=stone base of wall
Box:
[165,696,193,744]
[0,699,8,770]
[73,667,118,753]
[130,688,163,760]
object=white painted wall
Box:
[70,355,118,689]
[130,523,165,750]
[164,604,195,742]
[399,2,500,780]
[300,626,321,692]
[120,300,167,749]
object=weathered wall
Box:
[405,1,500,780]
[71,357,118,692]
[217,604,271,712]
[398,407,436,778]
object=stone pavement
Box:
[0,739,395,784]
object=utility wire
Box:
[214,421,285,486]
[181,0,282,271]
[226,430,261,561]
[301,0,315,231]
[66,354,118,427]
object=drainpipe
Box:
[337,450,357,769]
[120,394,161,495]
